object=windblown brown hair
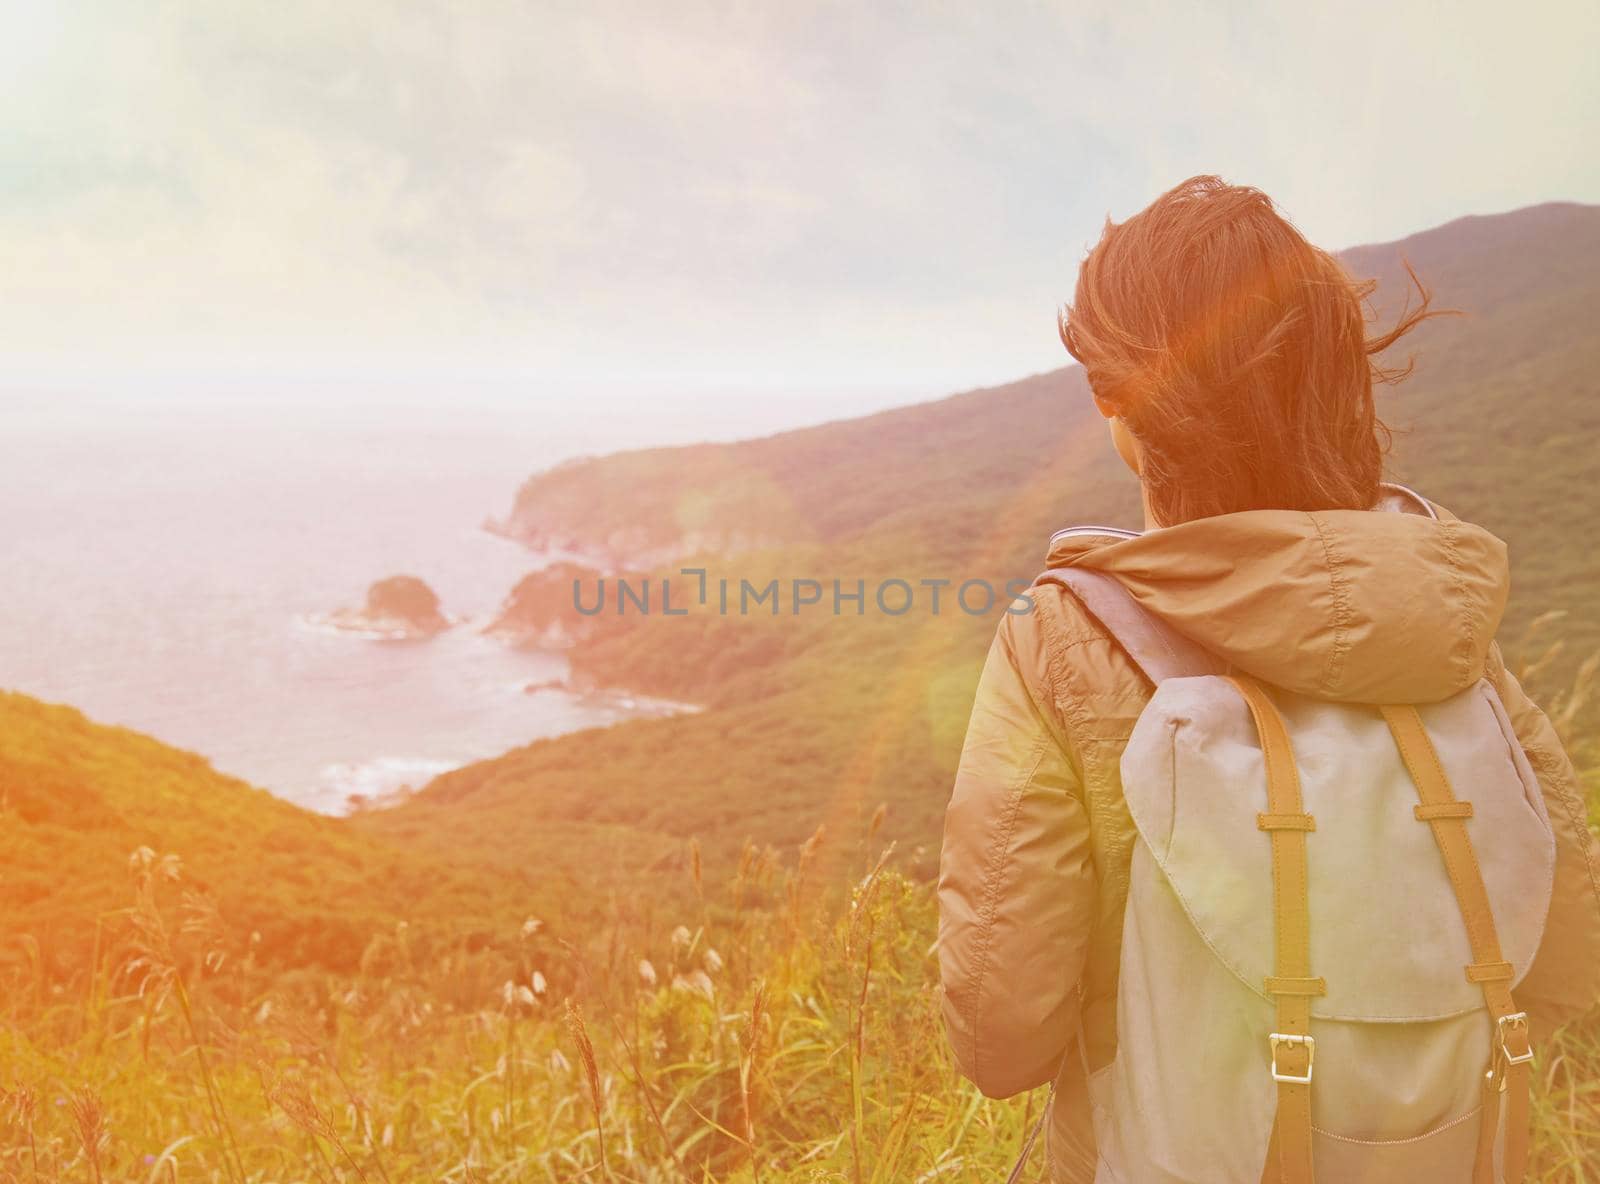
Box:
[1059,175,1447,525]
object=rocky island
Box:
[326,575,452,640]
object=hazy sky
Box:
[6,1,1598,396]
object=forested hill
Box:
[493,200,1600,659]
[360,200,1600,907]
[0,690,539,982]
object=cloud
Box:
[3,0,1598,388]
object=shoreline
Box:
[327,659,702,818]
[304,538,705,817]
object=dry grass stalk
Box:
[120,849,247,1184]
[3,1082,41,1180]
[69,1086,108,1184]
[1513,611,1599,750]
[740,980,768,1177]
[786,825,829,937]
[611,1016,685,1177]
[1550,651,1600,747]
[565,998,608,1177]
[268,1072,372,1183]
[868,802,889,846]
[845,844,896,1184]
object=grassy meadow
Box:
[3,719,1596,1182]
[2,696,1596,1181]
[4,201,1600,1178]
[1,780,1048,1181]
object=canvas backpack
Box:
[1032,564,1556,1184]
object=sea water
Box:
[0,385,685,813]
[0,378,936,812]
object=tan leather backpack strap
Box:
[1229,677,1322,1184]
[1381,704,1533,1184]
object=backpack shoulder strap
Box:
[1034,567,1227,684]
[1381,704,1533,1184]
[1231,676,1321,1184]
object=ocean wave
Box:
[294,613,408,641]
[316,754,462,812]
[294,612,461,642]
[512,677,703,718]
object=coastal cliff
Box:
[486,446,800,569]
[484,562,606,650]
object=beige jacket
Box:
[937,496,1600,1181]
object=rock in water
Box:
[328,575,451,640]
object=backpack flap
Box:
[1119,676,1556,1022]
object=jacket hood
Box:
[1045,485,1510,704]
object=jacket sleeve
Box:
[938,603,1097,1098]
[1488,644,1600,1042]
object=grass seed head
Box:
[69,1086,108,1174]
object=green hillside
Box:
[361,201,1600,911]
[0,691,539,984]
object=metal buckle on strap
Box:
[1497,1012,1534,1067]
[1269,1033,1315,1084]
